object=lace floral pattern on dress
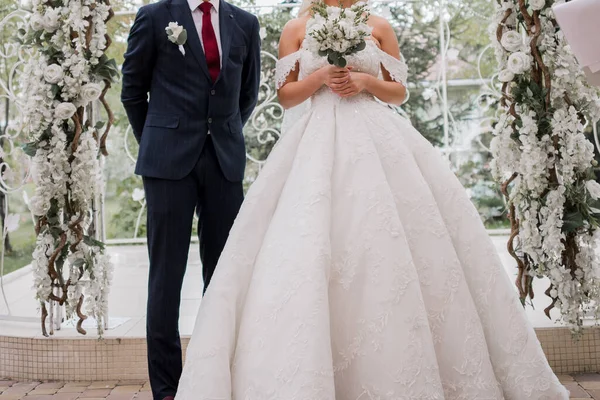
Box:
[175,29,569,400]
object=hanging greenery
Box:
[490,0,600,331]
[17,0,118,336]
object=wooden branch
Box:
[76,295,87,335]
[501,172,531,302]
[71,112,83,153]
[98,82,114,156]
[544,284,557,319]
[47,233,67,282]
[41,303,49,337]
[517,0,533,32]
[68,214,85,253]
[496,8,513,43]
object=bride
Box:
[175,0,569,398]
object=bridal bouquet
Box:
[306,1,372,68]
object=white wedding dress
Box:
[175,37,569,399]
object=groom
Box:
[121,0,261,398]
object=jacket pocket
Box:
[229,46,247,64]
[228,117,243,135]
[231,45,246,54]
[145,114,180,129]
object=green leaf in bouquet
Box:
[176,29,188,46]
[354,40,366,52]
[337,57,347,68]
[327,52,338,65]
[318,50,329,57]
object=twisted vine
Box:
[21,0,116,336]
[493,0,600,329]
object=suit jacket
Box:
[121,0,261,182]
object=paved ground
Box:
[0,381,152,400]
[1,375,600,399]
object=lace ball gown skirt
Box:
[175,90,569,399]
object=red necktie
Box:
[199,2,220,83]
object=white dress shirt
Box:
[188,0,222,135]
[188,0,222,64]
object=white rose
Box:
[530,0,546,11]
[498,69,515,82]
[586,180,600,200]
[80,83,103,103]
[166,22,184,42]
[171,24,183,39]
[55,102,77,120]
[43,8,61,32]
[43,64,64,84]
[259,27,267,40]
[30,13,45,31]
[500,31,524,52]
[507,51,532,74]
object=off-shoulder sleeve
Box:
[275,50,302,90]
[378,49,408,86]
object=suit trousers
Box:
[143,136,244,399]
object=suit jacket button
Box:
[208,118,213,124]
[211,90,216,95]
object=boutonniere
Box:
[165,22,188,56]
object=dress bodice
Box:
[275,32,409,133]
[275,38,409,94]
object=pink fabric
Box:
[554,0,600,71]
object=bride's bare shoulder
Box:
[368,14,394,35]
[368,14,399,50]
[279,16,310,56]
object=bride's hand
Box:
[333,70,372,97]
[320,65,351,90]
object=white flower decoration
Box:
[55,102,77,120]
[498,69,515,82]
[29,13,45,31]
[80,82,103,104]
[43,64,64,84]
[530,0,546,11]
[586,180,600,200]
[500,31,525,53]
[507,51,532,74]
[42,7,61,32]
[166,22,188,56]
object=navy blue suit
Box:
[121,0,260,397]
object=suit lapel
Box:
[167,0,211,81]
[215,0,233,85]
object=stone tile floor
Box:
[1,374,600,399]
[0,380,152,400]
